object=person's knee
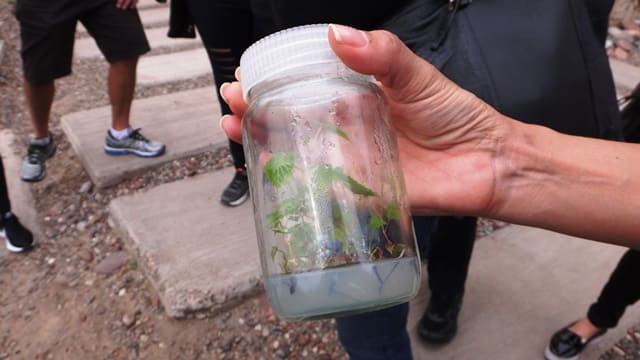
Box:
[108,57,139,69]
[23,79,55,89]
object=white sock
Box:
[109,127,131,140]
[32,135,51,145]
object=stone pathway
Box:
[409,226,640,360]
[0,39,5,66]
[110,170,261,318]
[78,6,169,35]
[61,87,223,188]
[611,58,640,92]
[137,48,210,86]
[74,26,200,60]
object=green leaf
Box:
[290,223,314,259]
[314,165,336,190]
[384,201,400,220]
[264,153,295,188]
[334,226,349,253]
[313,165,377,197]
[267,198,303,232]
[369,214,385,229]
[320,122,349,141]
[346,175,377,197]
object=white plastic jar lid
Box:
[240,24,362,101]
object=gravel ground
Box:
[0,2,638,359]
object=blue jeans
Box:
[337,216,479,358]
[336,216,439,360]
[336,303,412,360]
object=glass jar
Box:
[240,24,420,321]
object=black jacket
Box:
[251,0,622,139]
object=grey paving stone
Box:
[109,170,261,318]
[611,58,640,92]
[78,6,169,35]
[409,225,640,359]
[137,48,211,86]
[138,0,162,9]
[60,87,225,188]
[74,27,199,60]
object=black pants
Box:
[0,158,11,214]
[424,216,476,298]
[185,0,253,169]
[588,249,640,329]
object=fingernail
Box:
[329,24,369,47]
[219,115,229,131]
[219,83,230,103]
[234,67,241,81]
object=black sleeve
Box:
[265,0,410,31]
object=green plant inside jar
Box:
[264,129,410,275]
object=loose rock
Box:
[95,251,129,274]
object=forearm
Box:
[492,117,640,248]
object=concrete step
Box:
[60,87,225,188]
[138,0,163,9]
[78,6,169,35]
[137,48,211,86]
[409,225,640,359]
[109,170,261,318]
[74,26,199,60]
[610,58,640,92]
[0,40,4,66]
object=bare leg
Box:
[568,318,602,340]
[108,58,138,131]
[23,80,54,138]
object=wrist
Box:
[486,116,555,220]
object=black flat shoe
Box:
[544,322,606,360]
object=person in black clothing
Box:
[545,250,640,360]
[545,83,640,360]
[248,0,622,358]
[168,0,254,206]
[0,158,34,253]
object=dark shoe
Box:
[544,323,606,360]
[417,293,463,345]
[220,168,249,207]
[0,213,34,253]
[20,134,56,182]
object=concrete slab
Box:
[610,58,640,92]
[408,225,640,359]
[0,40,4,66]
[60,87,225,188]
[0,131,43,257]
[137,48,211,86]
[109,170,261,318]
[74,26,200,60]
[78,7,169,35]
[138,0,163,9]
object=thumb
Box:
[328,24,441,102]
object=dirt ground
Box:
[0,2,639,360]
[0,4,348,359]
